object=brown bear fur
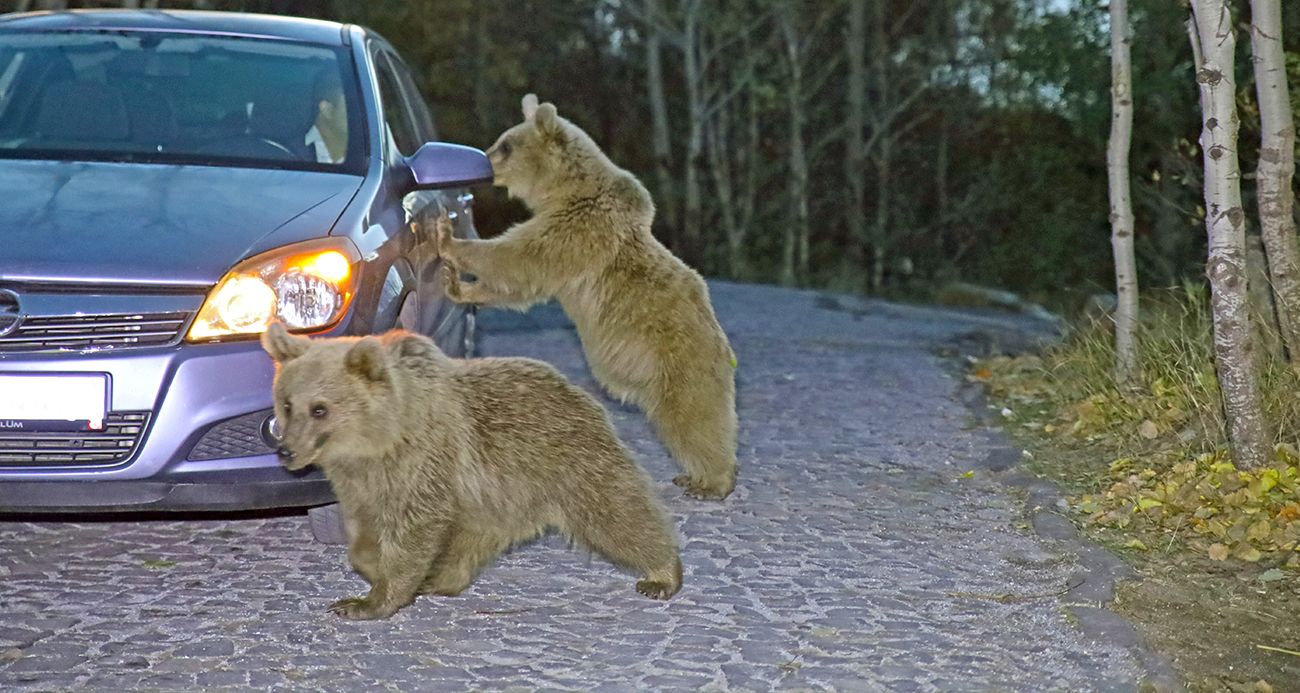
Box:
[261,323,682,620]
[436,93,738,500]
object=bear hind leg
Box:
[635,555,683,601]
[648,379,738,501]
[564,492,682,600]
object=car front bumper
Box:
[0,467,333,512]
[0,338,335,512]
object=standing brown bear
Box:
[261,323,682,620]
[437,93,738,500]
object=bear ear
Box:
[534,102,560,137]
[262,322,309,363]
[521,93,539,120]
[388,332,444,361]
[345,337,388,382]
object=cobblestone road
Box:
[0,282,1173,692]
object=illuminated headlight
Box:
[187,239,361,342]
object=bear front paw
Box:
[442,264,465,301]
[434,214,456,259]
[636,579,679,600]
[328,596,396,620]
[672,474,733,501]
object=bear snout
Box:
[276,446,297,465]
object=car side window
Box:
[370,48,420,158]
[383,53,437,143]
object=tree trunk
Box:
[645,0,679,242]
[1187,5,1270,468]
[710,58,757,281]
[705,87,740,279]
[680,1,705,269]
[1246,230,1285,361]
[1249,0,1300,361]
[845,0,867,278]
[936,110,949,220]
[778,7,809,287]
[736,62,759,280]
[870,0,889,293]
[1108,0,1140,386]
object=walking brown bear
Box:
[262,323,683,620]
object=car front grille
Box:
[0,312,192,353]
[0,412,150,468]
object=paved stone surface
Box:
[0,281,1166,692]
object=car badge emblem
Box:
[0,290,22,338]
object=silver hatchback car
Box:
[0,9,493,538]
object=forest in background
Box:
[8,0,1300,311]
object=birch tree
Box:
[1248,0,1300,361]
[703,33,761,279]
[677,0,707,268]
[644,0,679,240]
[1107,0,1139,385]
[774,1,839,285]
[1187,2,1269,468]
[863,0,929,292]
[776,5,808,287]
[624,0,766,270]
[845,0,867,275]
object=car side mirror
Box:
[404,142,494,190]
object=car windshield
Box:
[0,30,365,173]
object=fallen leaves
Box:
[1069,448,1300,568]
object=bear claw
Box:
[636,579,679,600]
[328,597,393,621]
[673,474,732,501]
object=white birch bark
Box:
[1108,0,1140,385]
[846,0,867,278]
[1248,0,1300,360]
[777,5,809,286]
[645,0,679,237]
[870,0,889,292]
[681,0,706,268]
[704,71,739,278]
[704,42,758,280]
[1188,4,1270,468]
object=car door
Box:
[368,43,474,353]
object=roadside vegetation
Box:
[974,287,1300,691]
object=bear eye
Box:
[498,141,512,158]
[283,400,292,414]
[311,404,328,419]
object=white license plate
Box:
[0,374,108,431]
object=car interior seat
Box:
[36,80,130,146]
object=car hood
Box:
[0,159,363,287]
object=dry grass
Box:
[982,283,1300,459]
[977,285,1300,568]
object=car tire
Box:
[308,503,348,544]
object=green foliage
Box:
[161,0,1297,305]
